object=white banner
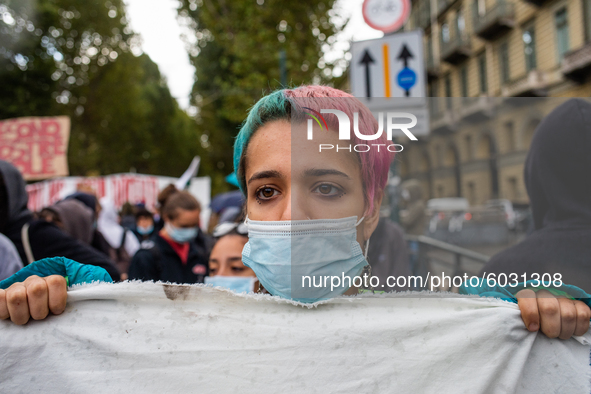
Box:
[1,282,589,393]
[25,173,212,227]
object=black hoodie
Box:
[481,99,591,292]
[0,160,120,281]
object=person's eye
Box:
[231,266,245,273]
[255,186,280,201]
[312,183,344,198]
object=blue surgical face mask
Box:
[242,216,368,303]
[137,224,154,235]
[165,222,198,243]
[205,276,257,294]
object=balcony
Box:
[501,70,548,97]
[522,0,550,6]
[430,100,458,133]
[437,0,459,16]
[473,2,515,40]
[561,43,591,82]
[459,96,496,121]
[441,34,471,64]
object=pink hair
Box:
[284,86,394,214]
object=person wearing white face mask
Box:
[205,222,259,294]
[2,86,590,344]
[127,191,210,284]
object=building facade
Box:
[399,0,591,205]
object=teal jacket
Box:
[0,257,113,290]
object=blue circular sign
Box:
[397,67,416,91]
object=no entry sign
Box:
[362,0,411,34]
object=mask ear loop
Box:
[361,238,375,292]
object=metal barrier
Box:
[406,234,490,291]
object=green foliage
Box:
[177,0,347,194]
[0,0,203,177]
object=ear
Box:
[363,191,384,241]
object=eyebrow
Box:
[247,170,283,185]
[302,168,351,179]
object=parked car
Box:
[427,198,470,233]
[484,199,517,229]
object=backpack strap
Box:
[21,223,35,265]
[116,230,128,260]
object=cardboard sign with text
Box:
[0,116,70,180]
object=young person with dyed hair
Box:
[1,86,590,342]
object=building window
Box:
[436,145,443,167]
[467,182,476,205]
[456,11,466,36]
[442,23,450,43]
[427,36,433,67]
[465,135,473,160]
[445,74,452,109]
[523,23,537,72]
[505,121,515,152]
[499,41,510,84]
[585,0,591,43]
[555,8,569,60]
[478,52,487,93]
[460,65,468,97]
[429,80,439,115]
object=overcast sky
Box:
[124,0,383,109]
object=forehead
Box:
[211,235,248,255]
[245,120,361,180]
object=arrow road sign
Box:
[350,30,425,99]
[397,44,413,68]
[397,44,416,96]
[359,49,376,99]
[349,30,428,136]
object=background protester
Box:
[119,202,137,230]
[367,216,413,291]
[0,233,23,281]
[98,198,141,279]
[63,192,113,257]
[0,160,120,281]
[399,179,427,236]
[133,208,156,242]
[205,221,258,293]
[128,191,209,284]
[39,199,95,246]
[154,184,180,233]
[481,99,591,293]
[207,190,245,232]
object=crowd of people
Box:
[0,86,590,343]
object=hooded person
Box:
[399,179,427,236]
[481,99,591,293]
[40,199,95,245]
[0,160,120,281]
[64,191,113,257]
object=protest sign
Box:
[0,116,70,180]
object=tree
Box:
[177,0,347,194]
[0,0,204,177]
